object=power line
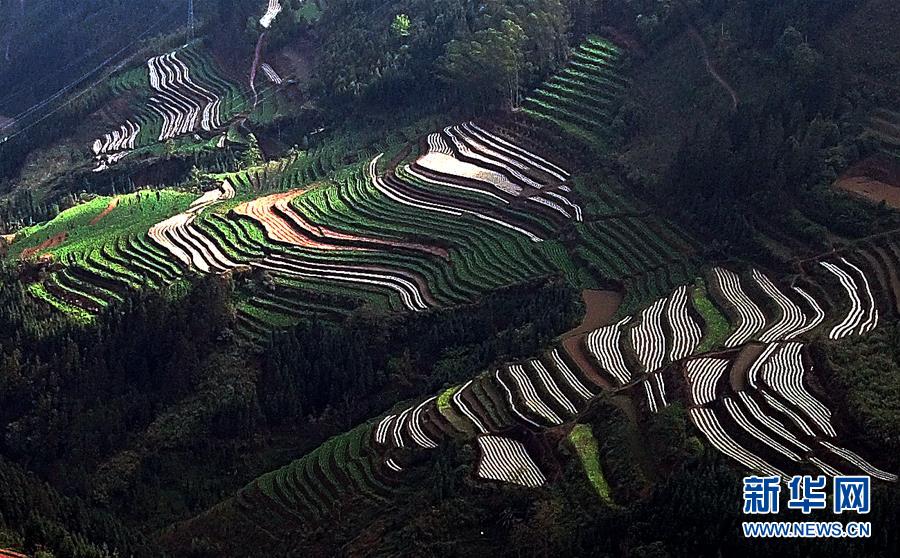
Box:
[189,0,195,41]
[0,5,179,144]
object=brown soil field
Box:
[834,154,900,209]
[562,336,614,391]
[20,232,67,259]
[566,290,623,338]
[560,289,624,392]
[729,343,765,392]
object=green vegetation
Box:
[568,423,613,504]
[8,190,193,260]
[818,324,900,463]
[27,282,93,324]
[692,280,732,352]
[1,0,899,555]
[437,386,460,414]
[521,36,626,152]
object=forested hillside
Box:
[0,1,899,557]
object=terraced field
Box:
[868,108,900,160]
[8,114,599,337]
[91,46,247,171]
[10,35,898,534]
[520,36,627,150]
[259,0,283,29]
[220,250,900,530]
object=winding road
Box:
[688,26,739,110]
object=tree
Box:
[440,19,526,109]
[391,13,412,37]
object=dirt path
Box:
[729,343,765,392]
[20,232,67,259]
[250,32,268,106]
[688,26,739,110]
[90,197,120,225]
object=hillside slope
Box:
[0,1,898,557]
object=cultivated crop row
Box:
[521,36,627,147]
[91,48,245,169]
[681,342,897,482]
[259,0,283,28]
[233,254,899,527]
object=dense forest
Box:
[0,0,899,556]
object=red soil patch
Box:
[90,197,120,225]
[559,289,624,392]
[566,289,623,338]
[835,154,900,209]
[20,232,67,260]
[235,190,448,258]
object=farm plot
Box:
[234,188,444,257]
[91,47,246,169]
[259,0,283,28]
[149,181,240,273]
[574,258,892,407]
[235,422,400,533]
[476,436,546,488]
[574,214,700,312]
[152,122,583,327]
[375,296,896,490]
[680,343,897,482]
[818,258,879,338]
[412,123,582,222]
[521,36,628,149]
[706,266,852,346]
[236,253,898,530]
[6,190,194,314]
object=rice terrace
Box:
[0,1,899,557]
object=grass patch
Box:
[436,386,459,414]
[568,423,614,504]
[692,279,731,352]
[6,190,194,261]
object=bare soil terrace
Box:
[20,232,67,260]
[835,154,900,209]
[561,289,623,391]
